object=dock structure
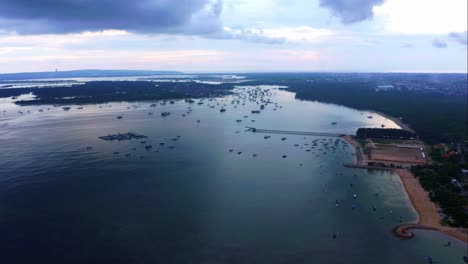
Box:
[343,164,396,171]
[245,126,345,137]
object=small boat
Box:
[264,136,271,139]
[282,155,287,158]
[236,120,242,122]
[281,137,287,141]
[145,145,152,149]
[116,115,123,119]
[62,106,71,111]
[161,112,171,117]
[251,110,260,114]
[425,256,433,264]
[220,108,226,112]
[331,122,337,125]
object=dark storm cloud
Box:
[0,0,223,35]
[319,0,384,24]
[448,31,467,46]
[432,39,447,48]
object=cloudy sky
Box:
[0,0,466,73]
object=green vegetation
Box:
[356,128,415,140]
[371,138,400,144]
[411,162,468,227]
[411,145,468,227]
[282,80,467,143]
[0,81,233,105]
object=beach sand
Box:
[344,135,468,243]
[370,110,415,133]
[395,169,467,243]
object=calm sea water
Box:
[0,86,465,264]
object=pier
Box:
[245,127,345,137]
[343,164,396,171]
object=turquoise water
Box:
[0,86,465,263]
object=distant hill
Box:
[0,70,182,81]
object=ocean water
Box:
[0,86,465,264]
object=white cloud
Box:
[374,0,467,34]
[221,26,334,44]
[261,26,334,42]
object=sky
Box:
[0,0,466,73]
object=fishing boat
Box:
[425,256,433,264]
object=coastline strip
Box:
[343,134,468,243]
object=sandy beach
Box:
[370,110,415,133]
[344,135,468,243]
[395,169,468,243]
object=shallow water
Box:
[0,86,465,263]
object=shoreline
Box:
[395,169,468,243]
[369,110,415,133]
[343,135,468,243]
